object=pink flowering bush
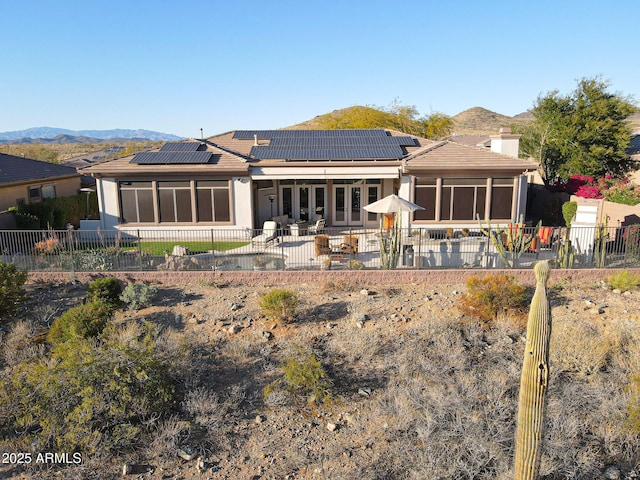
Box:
[552,174,640,205]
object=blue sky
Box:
[1,0,637,138]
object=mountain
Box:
[0,127,182,143]
[287,105,533,136]
[450,107,531,136]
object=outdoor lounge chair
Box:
[315,235,331,256]
[308,218,326,235]
[252,221,278,247]
[339,235,358,254]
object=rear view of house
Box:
[80,128,537,233]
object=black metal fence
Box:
[0,224,638,272]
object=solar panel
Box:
[159,142,206,152]
[233,129,389,140]
[249,146,403,160]
[234,129,414,160]
[392,136,418,146]
[131,151,214,164]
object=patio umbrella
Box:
[363,194,424,214]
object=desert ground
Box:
[1,271,639,479]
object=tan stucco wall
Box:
[0,176,81,212]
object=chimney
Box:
[254,134,259,147]
[490,127,521,158]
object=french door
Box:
[280,184,326,222]
[333,183,380,227]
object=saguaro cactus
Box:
[514,260,552,479]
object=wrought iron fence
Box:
[0,224,638,272]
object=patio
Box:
[1,224,637,272]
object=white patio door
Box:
[280,184,326,222]
[333,184,363,226]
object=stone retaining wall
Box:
[28,268,635,287]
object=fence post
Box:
[137,229,142,270]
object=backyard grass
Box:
[136,240,250,255]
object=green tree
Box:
[315,101,453,139]
[520,77,637,185]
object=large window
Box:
[441,178,486,221]
[158,181,192,223]
[118,180,231,224]
[414,178,437,221]
[490,178,514,219]
[413,176,515,222]
[119,181,154,223]
[196,181,231,222]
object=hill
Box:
[287,105,531,136]
[451,107,531,135]
[0,127,182,143]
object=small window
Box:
[28,186,41,200]
[41,184,56,199]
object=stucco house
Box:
[79,128,538,233]
[0,153,82,214]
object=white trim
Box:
[250,166,401,180]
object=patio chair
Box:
[339,235,358,254]
[308,218,326,235]
[315,235,331,256]
[252,221,278,247]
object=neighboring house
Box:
[0,153,82,213]
[80,128,537,232]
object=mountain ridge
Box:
[0,127,182,143]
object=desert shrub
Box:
[120,282,158,311]
[0,262,28,320]
[459,273,528,323]
[0,319,45,367]
[47,301,113,345]
[1,321,176,454]
[562,200,578,227]
[87,277,122,306]
[264,344,332,405]
[630,375,640,433]
[259,288,297,323]
[182,385,245,430]
[346,258,364,270]
[606,270,640,292]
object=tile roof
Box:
[404,140,538,173]
[80,140,250,176]
[0,153,80,185]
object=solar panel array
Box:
[131,151,215,165]
[130,142,215,164]
[233,129,415,160]
[233,129,390,140]
[159,142,207,152]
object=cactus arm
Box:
[514,260,552,479]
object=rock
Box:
[255,414,265,424]
[261,330,273,340]
[228,324,241,334]
[354,312,368,322]
[177,447,195,461]
[358,387,372,396]
[360,289,370,296]
[195,457,206,472]
[326,422,338,432]
[612,288,622,294]
[355,321,364,329]
[585,299,596,307]
[604,465,621,479]
[174,314,182,325]
[230,302,241,311]
[623,290,632,296]
[589,307,605,315]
